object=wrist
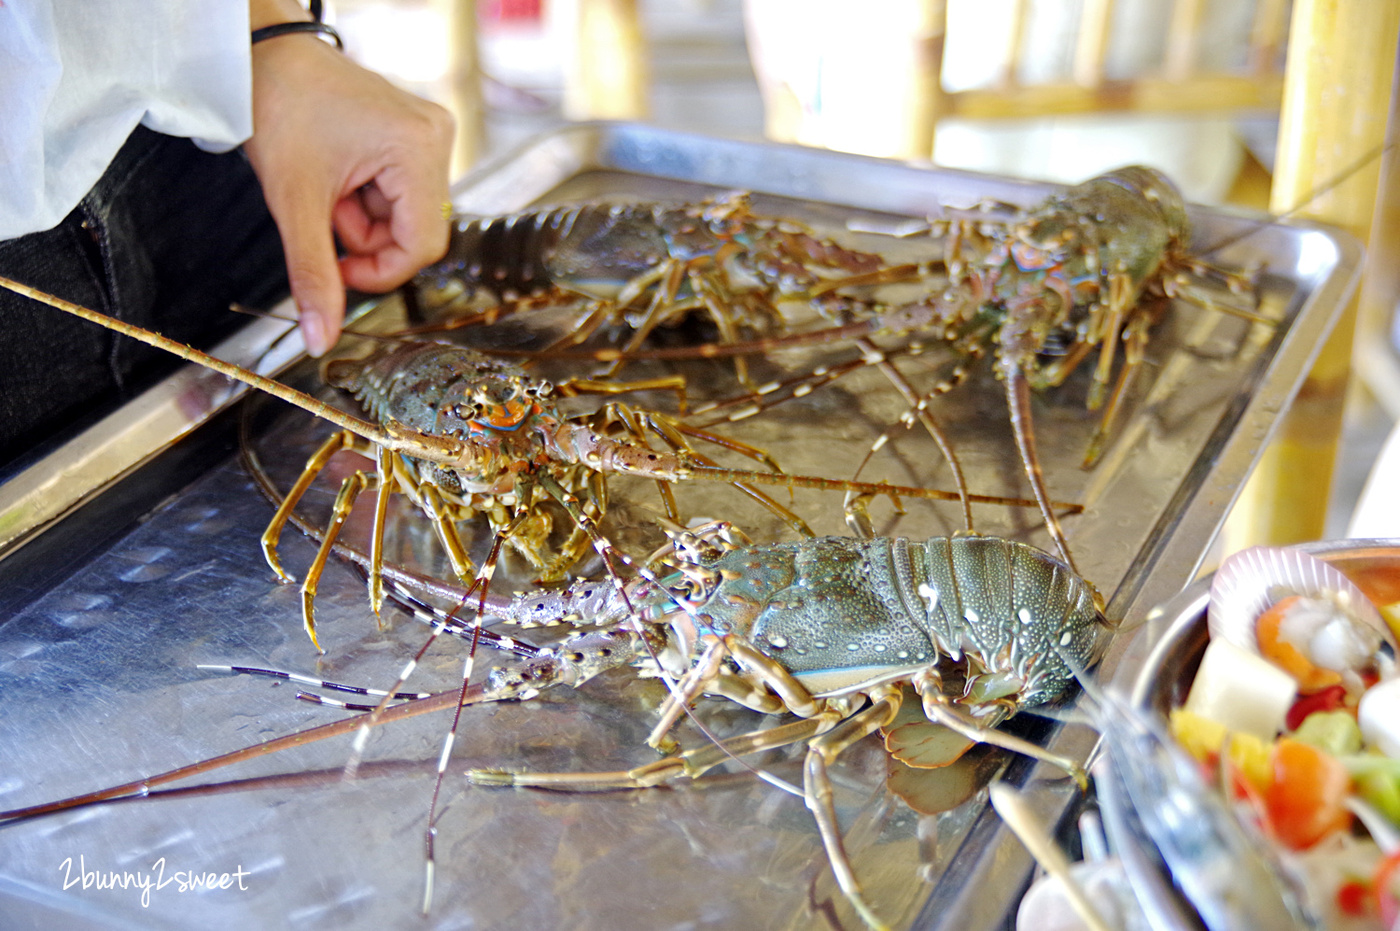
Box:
[249,0,313,32]
[250,0,342,51]
[252,21,343,51]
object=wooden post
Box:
[444,0,484,177]
[1224,0,1400,548]
[1072,0,1114,88]
[556,0,649,121]
[1353,82,1400,419]
[913,0,950,160]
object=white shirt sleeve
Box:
[0,2,254,240]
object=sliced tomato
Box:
[1285,684,1349,731]
[1262,738,1352,850]
[1337,878,1371,918]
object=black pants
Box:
[0,126,289,470]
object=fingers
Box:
[336,155,451,293]
[246,37,455,356]
[276,190,347,357]
[332,188,397,255]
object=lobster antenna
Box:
[229,302,468,352]
[685,465,1084,513]
[1,277,402,445]
[1198,142,1392,256]
[0,679,472,823]
[0,276,492,470]
[1050,640,1116,774]
[482,319,878,362]
[228,303,299,323]
[374,567,807,805]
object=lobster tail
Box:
[421,208,576,297]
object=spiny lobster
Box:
[410,167,1265,576]
[0,521,1112,931]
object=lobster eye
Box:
[485,379,525,405]
[452,402,484,421]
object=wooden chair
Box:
[750,0,1290,165]
[1230,1,1399,547]
[924,0,1289,121]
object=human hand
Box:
[244,9,454,355]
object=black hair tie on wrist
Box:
[251,20,344,51]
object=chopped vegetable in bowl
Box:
[1167,545,1400,928]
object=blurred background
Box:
[327,0,1399,556]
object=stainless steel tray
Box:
[0,122,1363,931]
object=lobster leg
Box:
[262,423,508,652]
[594,401,817,536]
[851,336,973,532]
[397,285,578,337]
[1086,271,1134,411]
[1083,306,1155,469]
[367,443,394,616]
[644,638,730,749]
[723,636,826,716]
[687,351,884,426]
[658,450,817,539]
[464,676,900,931]
[463,713,837,791]
[260,428,403,650]
[1025,341,1094,393]
[690,258,759,390]
[637,408,785,473]
[645,633,846,752]
[415,482,479,583]
[588,257,711,381]
[553,372,690,412]
[540,293,657,353]
[1004,364,1078,574]
[615,258,691,352]
[256,412,571,648]
[915,676,1087,788]
[301,468,376,652]
[531,471,609,583]
[261,429,364,584]
[803,684,904,931]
